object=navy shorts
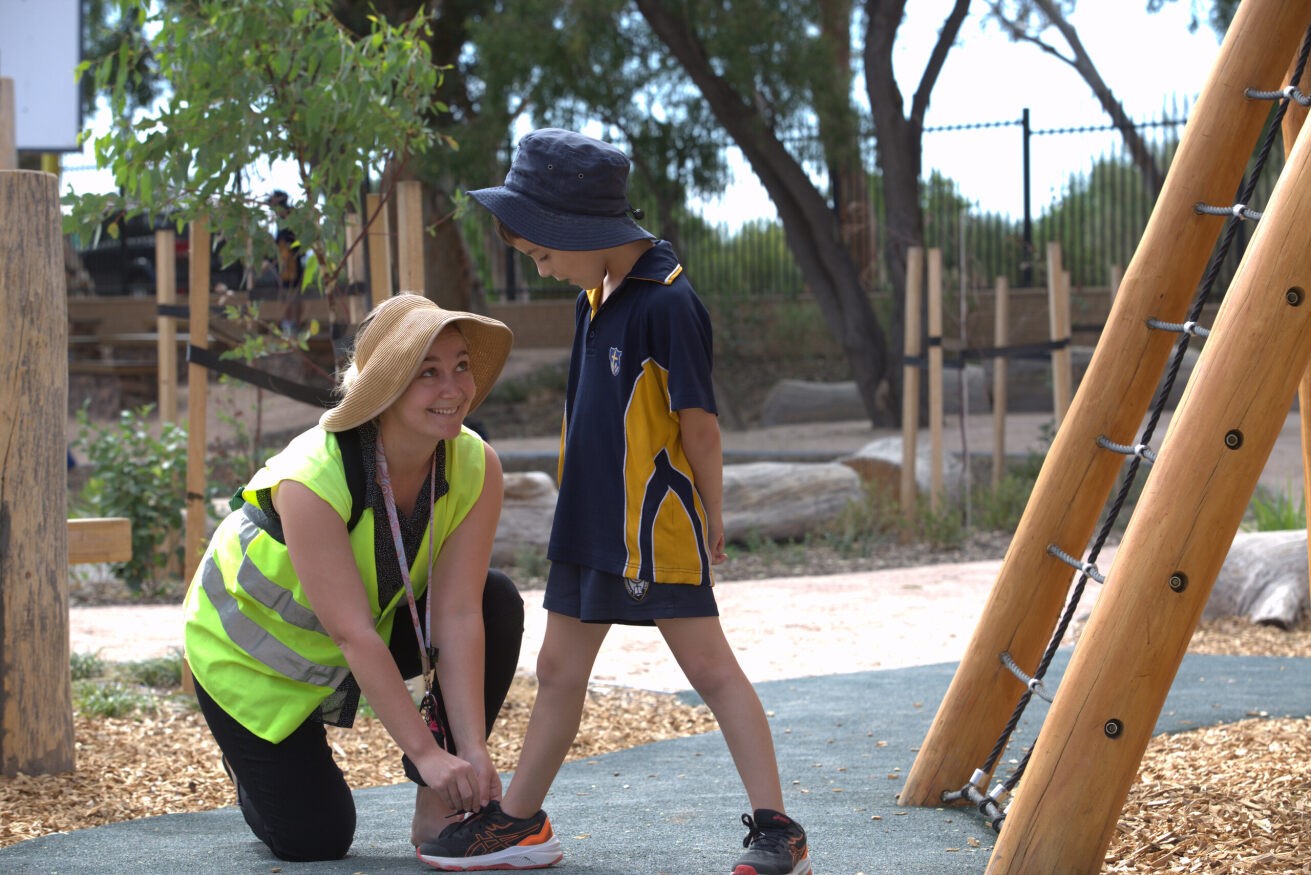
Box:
[543,561,718,626]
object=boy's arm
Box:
[678,407,727,564]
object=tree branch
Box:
[911,0,973,126]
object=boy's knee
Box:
[681,657,738,697]
[534,650,589,692]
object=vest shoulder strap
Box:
[335,427,367,532]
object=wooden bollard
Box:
[366,192,393,299]
[900,247,923,515]
[397,180,425,295]
[0,169,74,776]
[927,248,944,512]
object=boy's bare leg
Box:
[500,612,610,819]
[411,786,457,846]
[657,615,786,812]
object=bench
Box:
[68,517,132,565]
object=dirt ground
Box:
[47,346,1311,871]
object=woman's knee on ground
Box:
[259,795,357,862]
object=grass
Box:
[1245,483,1307,532]
[72,680,160,719]
[69,649,188,719]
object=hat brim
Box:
[320,301,513,433]
[467,187,654,252]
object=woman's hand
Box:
[464,745,504,806]
[416,747,483,814]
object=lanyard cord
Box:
[374,434,437,687]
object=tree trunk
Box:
[423,184,486,313]
[635,0,894,425]
[817,0,880,292]
[864,0,973,421]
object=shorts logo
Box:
[624,577,650,602]
[609,346,622,376]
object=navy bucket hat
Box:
[467,129,655,251]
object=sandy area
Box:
[69,557,1101,693]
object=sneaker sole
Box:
[416,836,563,871]
[732,855,812,875]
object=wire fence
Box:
[66,95,1287,307]
[510,95,1280,305]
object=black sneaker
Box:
[416,800,563,871]
[733,809,811,875]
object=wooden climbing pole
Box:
[992,53,1311,875]
[0,168,74,777]
[900,2,1311,871]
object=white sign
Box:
[0,0,81,151]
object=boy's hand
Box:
[709,528,728,564]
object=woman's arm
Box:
[275,480,483,813]
[427,444,505,798]
[678,407,727,564]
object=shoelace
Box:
[437,805,488,840]
[740,814,788,853]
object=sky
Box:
[697,0,1225,224]
[58,1,1227,226]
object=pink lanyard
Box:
[374,435,437,684]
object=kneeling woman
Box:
[183,293,551,863]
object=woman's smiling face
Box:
[380,327,476,443]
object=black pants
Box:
[193,570,524,862]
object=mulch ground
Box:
[3,616,1310,873]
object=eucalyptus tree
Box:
[986,0,1169,197]
[632,0,912,425]
[68,0,442,326]
[986,1,1237,200]
[635,0,972,425]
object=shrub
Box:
[70,650,107,681]
[74,405,188,594]
[73,680,158,719]
[114,651,185,689]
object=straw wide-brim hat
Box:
[319,293,513,433]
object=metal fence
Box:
[67,98,1285,305]
[484,96,1285,303]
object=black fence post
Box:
[1021,107,1033,287]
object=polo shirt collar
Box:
[625,240,683,286]
[585,240,683,312]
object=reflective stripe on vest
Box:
[199,513,348,690]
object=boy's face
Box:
[512,239,608,290]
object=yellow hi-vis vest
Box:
[183,424,486,743]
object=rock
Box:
[1205,529,1311,628]
[760,369,989,426]
[493,462,869,559]
[760,380,866,426]
[723,461,864,542]
[839,435,967,499]
[983,347,1093,413]
[491,472,558,566]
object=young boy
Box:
[418,128,810,875]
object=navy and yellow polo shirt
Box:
[547,241,718,587]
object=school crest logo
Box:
[624,577,650,602]
[609,346,622,376]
